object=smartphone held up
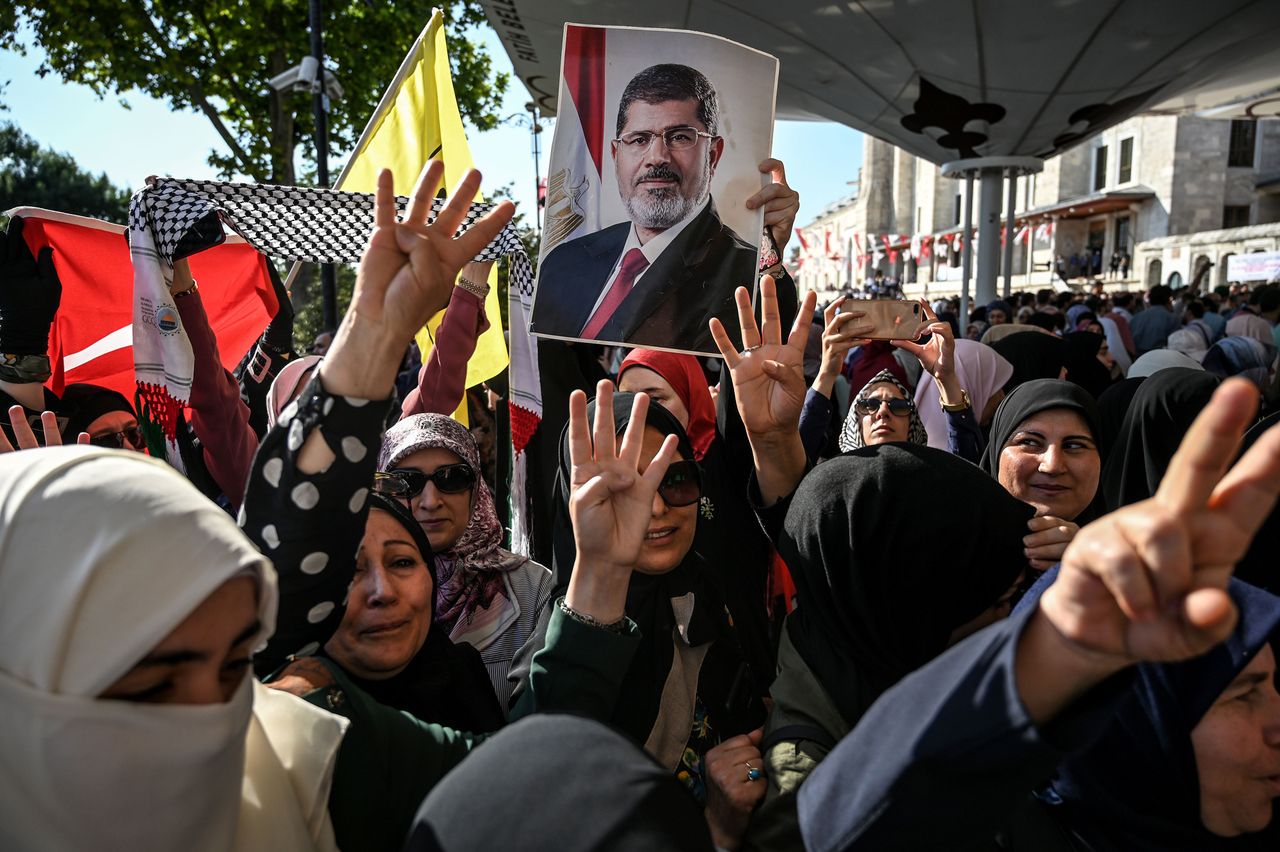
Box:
[838,299,927,340]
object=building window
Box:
[1223,205,1251,229]
[1228,121,1256,168]
[1118,137,1133,184]
[953,193,962,226]
[1093,145,1108,192]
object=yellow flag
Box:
[336,9,506,425]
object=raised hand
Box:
[710,276,828,505]
[1042,378,1280,665]
[746,158,799,251]
[0,405,87,453]
[892,300,961,401]
[710,276,817,441]
[565,381,677,624]
[814,296,869,396]
[358,163,512,343]
[320,162,514,401]
[1023,515,1079,571]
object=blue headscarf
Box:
[1203,336,1277,396]
[1018,568,1280,850]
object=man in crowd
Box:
[532,63,757,353]
[1129,284,1181,356]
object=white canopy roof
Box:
[480,0,1280,164]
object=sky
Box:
[0,23,862,232]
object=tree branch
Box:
[134,2,259,177]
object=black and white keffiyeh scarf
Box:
[128,178,538,471]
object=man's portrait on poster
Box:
[532,62,759,354]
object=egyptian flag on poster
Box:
[540,25,606,253]
[13,208,275,406]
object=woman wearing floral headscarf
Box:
[379,414,553,709]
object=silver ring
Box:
[745,761,763,782]
[742,345,762,354]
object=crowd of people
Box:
[1,153,1279,852]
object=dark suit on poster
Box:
[531,200,757,353]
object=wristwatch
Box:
[939,388,971,413]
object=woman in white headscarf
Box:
[1098,316,1132,376]
[0,446,348,852]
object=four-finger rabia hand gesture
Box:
[0,406,87,454]
[709,276,817,442]
[568,382,677,604]
[1042,378,1280,665]
[358,162,514,345]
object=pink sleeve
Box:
[400,286,490,419]
[177,290,258,509]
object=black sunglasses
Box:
[373,464,476,498]
[657,460,702,508]
[90,425,144,450]
[853,397,913,417]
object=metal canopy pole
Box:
[941,157,1045,324]
[960,175,974,324]
[1003,170,1017,299]
[975,168,1002,307]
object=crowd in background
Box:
[0,157,1279,852]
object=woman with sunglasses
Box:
[829,299,986,462]
[616,347,777,713]
[378,412,553,710]
[509,382,769,850]
[58,383,147,452]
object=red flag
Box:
[15,208,276,403]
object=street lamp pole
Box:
[309,0,337,333]
[527,101,542,233]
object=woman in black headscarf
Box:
[1102,368,1220,510]
[244,387,506,733]
[1234,411,1280,594]
[510,391,767,807]
[405,714,714,852]
[1064,330,1116,400]
[1039,578,1280,851]
[981,379,1103,570]
[991,331,1068,393]
[1094,376,1146,457]
[760,444,1033,803]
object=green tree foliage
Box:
[0,123,130,222]
[1,1,508,185]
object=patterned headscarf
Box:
[379,414,512,634]
[839,369,929,452]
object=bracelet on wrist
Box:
[558,597,627,633]
[172,279,199,299]
[456,276,490,300]
[939,387,971,412]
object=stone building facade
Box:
[794,115,1280,301]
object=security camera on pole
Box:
[267,1,344,333]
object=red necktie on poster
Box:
[581,248,649,338]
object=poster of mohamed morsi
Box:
[530,24,778,356]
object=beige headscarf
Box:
[0,447,346,851]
